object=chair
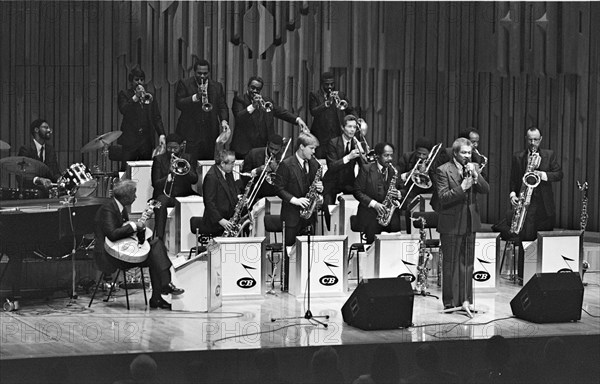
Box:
[88,267,148,310]
[189,216,216,259]
[411,211,442,286]
[264,214,284,291]
[347,215,367,284]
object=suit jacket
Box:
[117,88,165,149]
[510,148,562,217]
[94,199,138,274]
[275,155,321,227]
[231,92,298,156]
[202,164,239,231]
[309,90,355,146]
[175,77,229,144]
[17,140,62,188]
[353,162,403,225]
[434,161,490,235]
[151,152,199,199]
[323,136,360,190]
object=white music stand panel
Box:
[522,240,538,284]
[175,196,204,254]
[126,161,154,214]
[265,196,282,215]
[338,195,360,247]
[473,232,499,292]
[289,235,348,297]
[538,231,583,273]
[211,237,267,299]
[171,251,222,312]
[372,233,420,288]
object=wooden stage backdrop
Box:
[0,1,598,232]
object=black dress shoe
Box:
[149,297,171,309]
[444,304,453,310]
[161,282,184,296]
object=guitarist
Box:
[94,179,184,310]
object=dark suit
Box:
[151,152,199,239]
[117,88,165,168]
[17,140,62,195]
[308,90,356,158]
[94,198,173,297]
[202,164,239,235]
[175,78,229,161]
[275,155,321,246]
[231,93,298,158]
[241,147,283,202]
[322,136,360,204]
[353,162,403,244]
[435,161,489,307]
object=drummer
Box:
[17,118,62,196]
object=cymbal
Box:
[0,140,10,150]
[0,156,51,176]
[81,131,122,152]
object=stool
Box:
[499,238,520,283]
[189,217,216,259]
[88,267,147,310]
[264,214,284,292]
[348,215,367,284]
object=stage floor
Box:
[1,274,599,361]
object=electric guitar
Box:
[104,200,161,263]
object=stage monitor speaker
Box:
[510,272,584,323]
[342,277,414,330]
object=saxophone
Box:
[510,151,542,235]
[299,159,323,219]
[412,216,433,295]
[377,165,401,226]
[223,175,255,237]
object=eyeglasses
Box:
[249,85,263,92]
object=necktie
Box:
[304,160,309,174]
[382,167,388,182]
[39,146,45,162]
[121,208,129,223]
[345,141,350,155]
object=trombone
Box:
[398,142,442,209]
[198,80,213,112]
[163,153,191,198]
[324,91,348,110]
[246,138,291,208]
[253,94,273,112]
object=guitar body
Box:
[104,200,160,264]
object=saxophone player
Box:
[202,150,240,236]
[509,127,563,281]
[353,143,404,244]
[435,138,489,311]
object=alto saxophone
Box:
[223,175,255,237]
[377,166,401,226]
[510,151,541,235]
[299,159,324,219]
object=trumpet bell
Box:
[202,102,213,112]
[338,100,348,110]
[264,101,273,113]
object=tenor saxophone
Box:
[377,166,401,226]
[299,159,324,220]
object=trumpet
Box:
[135,85,153,104]
[324,91,348,110]
[199,80,213,112]
[253,94,273,112]
[164,153,191,198]
[398,142,442,209]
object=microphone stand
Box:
[271,224,329,328]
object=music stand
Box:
[271,225,329,328]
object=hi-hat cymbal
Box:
[0,156,51,176]
[81,131,122,152]
[0,140,10,150]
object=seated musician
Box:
[151,133,199,241]
[322,115,365,207]
[240,134,285,204]
[353,142,403,244]
[17,118,62,197]
[94,179,183,310]
[202,149,240,236]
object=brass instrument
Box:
[474,148,488,172]
[324,91,348,110]
[510,151,541,235]
[355,120,376,162]
[253,94,273,112]
[299,158,323,219]
[135,85,153,104]
[377,165,401,226]
[412,216,433,295]
[199,79,213,112]
[163,153,191,198]
[398,142,442,209]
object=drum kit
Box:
[0,131,122,200]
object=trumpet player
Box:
[309,72,360,159]
[509,127,562,281]
[231,76,308,159]
[117,65,166,171]
[151,133,198,241]
[240,134,286,204]
[175,59,229,162]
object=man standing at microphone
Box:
[435,138,489,314]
